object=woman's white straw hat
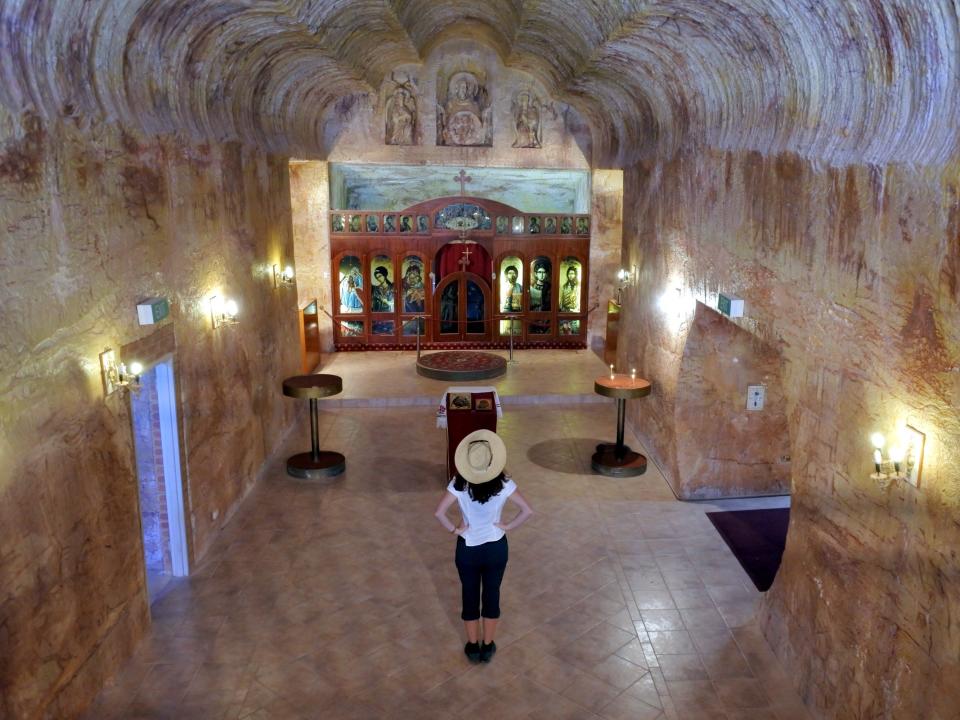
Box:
[454,429,507,483]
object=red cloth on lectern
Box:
[437,242,492,280]
[446,391,498,480]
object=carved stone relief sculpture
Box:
[384,74,418,146]
[436,69,492,146]
[512,91,542,148]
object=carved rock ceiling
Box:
[1,0,957,166]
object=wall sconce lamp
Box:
[273,264,295,288]
[870,427,925,488]
[615,268,632,305]
[210,295,240,328]
[99,349,142,396]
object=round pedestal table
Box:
[282,374,346,479]
[591,374,652,477]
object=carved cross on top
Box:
[458,241,473,269]
[454,169,472,196]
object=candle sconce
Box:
[210,295,240,328]
[273,264,295,288]
[869,426,926,489]
[99,349,142,396]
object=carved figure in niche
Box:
[437,70,492,146]
[512,91,542,148]
[385,80,418,145]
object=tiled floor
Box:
[84,351,810,720]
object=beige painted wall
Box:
[621,148,960,718]
[0,108,301,719]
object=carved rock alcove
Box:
[672,302,791,499]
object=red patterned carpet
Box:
[416,351,507,380]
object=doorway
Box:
[434,271,492,341]
[130,357,189,602]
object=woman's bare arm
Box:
[434,492,467,534]
[496,490,533,531]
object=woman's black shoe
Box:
[479,642,496,663]
[464,642,481,663]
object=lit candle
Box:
[631,368,637,380]
[117,362,127,381]
[609,364,615,379]
[873,448,882,474]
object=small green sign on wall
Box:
[137,297,170,325]
[717,292,744,318]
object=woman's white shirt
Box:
[447,477,517,547]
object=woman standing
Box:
[434,430,533,663]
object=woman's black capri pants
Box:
[455,536,508,621]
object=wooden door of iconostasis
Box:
[434,272,492,342]
[434,240,492,341]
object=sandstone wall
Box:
[621,149,960,718]
[0,108,301,719]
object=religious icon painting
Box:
[529,216,541,234]
[338,255,364,313]
[401,256,426,313]
[400,215,414,233]
[496,216,508,234]
[475,398,494,411]
[366,214,379,232]
[512,216,525,234]
[559,319,581,336]
[544,216,557,234]
[560,216,572,234]
[528,319,551,335]
[384,214,397,232]
[370,256,395,313]
[499,256,523,313]
[499,319,522,336]
[576,216,590,234]
[417,215,429,232]
[449,393,471,410]
[332,214,345,232]
[529,256,552,312]
[402,317,426,336]
[339,320,364,337]
[349,214,362,232]
[559,257,582,313]
[372,320,395,336]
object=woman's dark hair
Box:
[453,472,505,504]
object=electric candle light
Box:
[870,432,885,473]
[890,445,904,475]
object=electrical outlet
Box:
[747,385,765,411]
[779,455,791,463]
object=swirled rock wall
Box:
[0,105,301,719]
[621,149,960,718]
[1,1,956,166]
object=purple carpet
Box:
[706,508,790,592]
